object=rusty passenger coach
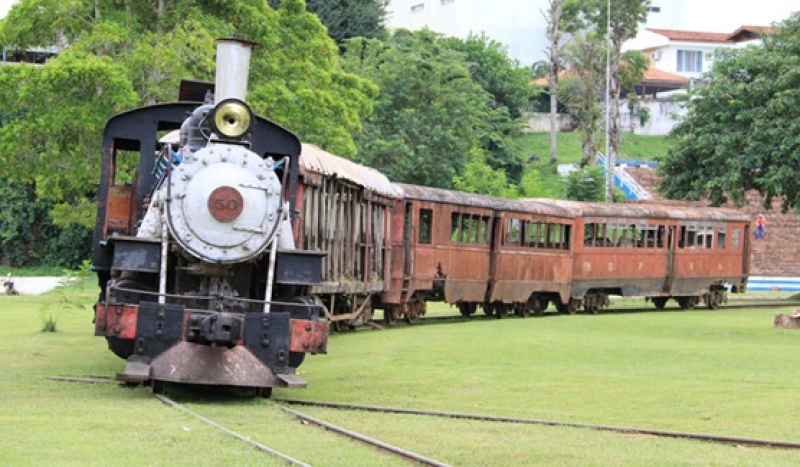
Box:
[290,146,750,327]
[544,201,750,313]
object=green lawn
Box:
[517,132,674,198]
[3,282,800,466]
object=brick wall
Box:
[626,167,798,277]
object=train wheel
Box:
[482,302,495,317]
[458,302,477,317]
[494,303,509,319]
[150,379,166,395]
[515,303,530,318]
[566,299,579,315]
[705,290,724,310]
[528,296,547,316]
[651,297,668,310]
[677,297,696,310]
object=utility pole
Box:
[605,0,613,202]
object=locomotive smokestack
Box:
[214,38,256,104]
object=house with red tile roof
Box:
[625,26,773,81]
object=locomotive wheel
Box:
[677,297,696,310]
[651,297,668,310]
[458,302,477,317]
[106,337,135,359]
[150,379,167,395]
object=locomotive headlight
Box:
[211,98,253,140]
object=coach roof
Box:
[395,183,572,217]
[299,143,400,198]
[530,199,751,222]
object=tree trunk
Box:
[550,92,558,164]
[606,42,623,203]
[547,0,562,165]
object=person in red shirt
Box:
[755,214,767,239]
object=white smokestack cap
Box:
[214,38,257,104]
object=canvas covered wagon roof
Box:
[298,143,400,199]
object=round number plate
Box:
[207,186,244,223]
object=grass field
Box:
[3,281,800,466]
[516,132,674,197]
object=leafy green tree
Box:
[659,13,800,210]
[564,0,649,201]
[557,30,606,167]
[0,52,138,225]
[564,165,605,201]
[0,0,375,228]
[442,33,534,184]
[269,0,388,44]
[544,0,565,165]
[453,149,521,198]
[341,29,493,189]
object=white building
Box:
[386,0,798,66]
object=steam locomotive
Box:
[91,39,328,396]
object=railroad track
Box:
[362,299,800,328]
[41,370,800,459]
[276,399,800,451]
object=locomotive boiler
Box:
[91,39,327,395]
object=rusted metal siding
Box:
[489,211,574,304]
[296,145,398,296]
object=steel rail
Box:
[154,394,311,467]
[277,399,800,450]
[275,403,451,467]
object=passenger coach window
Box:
[716,226,726,249]
[450,212,489,244]
[419,209,432,244]
[679,223,715,249]
[506,218,521,245]
[732,227,741,249]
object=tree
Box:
[564,0,649,201]
[341,29,495,189]
[544,0,564,165]
[0,0,376,229]
[557,30,606,167]
[269,0,389,44]
[442,33,534,183]
[658,13,800,210]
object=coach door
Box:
[663,225,677,293]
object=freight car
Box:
[91,39,328,395]
[290,152,751,325]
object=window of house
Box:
[418,209,432,244]
[677,50,703,72]
[411,3,424,13]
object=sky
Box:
[0,0,15,19]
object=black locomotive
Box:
[91,39,327,395]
